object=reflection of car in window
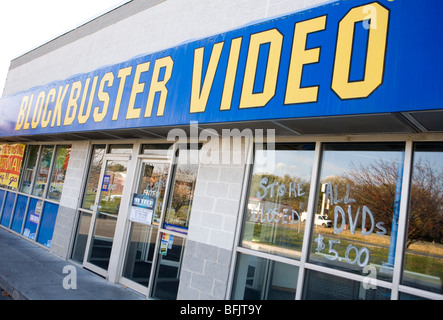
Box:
[315,215,332,227]
[301,212,332,228]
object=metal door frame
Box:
[82,154,131,278]
[118,153,176,296]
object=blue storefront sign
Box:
[0,0,441,138]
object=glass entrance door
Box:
[121,160,170,292]
[120,149,199,299]
[84,158,128,276]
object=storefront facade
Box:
[0,0,442,300]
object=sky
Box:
[0,0,131,96]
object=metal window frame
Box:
[0,143,73,246]
[229,136,443,301]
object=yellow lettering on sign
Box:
[331,2,389,99]
[94,72,114,122]
[220,37,242,111]
[285,15,326,104]
[126,62,150,119]
[15,96,28,131]
[41,88,56,128]
[190,42,224,113]
[77,78,95,124]
[64,81,82,126]
[145,56,174,117]
[113,67,132,121]
[240,28,283,109]
[31,91,46,129]
[51,85,69,127]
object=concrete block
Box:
[209,229,235,251]
[198,165,220,182]
[182,254,205,274]
[191,195,215,212]
[213,198,239,216]
[190,273,213,292]
[204,260,229,282]
[206,181,229,198]
[219,166,245,184]
[194,242,218,262]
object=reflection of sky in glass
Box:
[321,150,404,179]
[414,151,443,169]
[253,150,314,181]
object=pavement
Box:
[0,227,144,300]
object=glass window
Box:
[232,253,299,300]
[22,198,41,241]
[122,161,171,290]
[151,233,186,300]
[36,202,59,248]
[70,212,92,263]
[108,144,133,154]
[309,143,405,281]
[402,142,443,294]
[122,224,158,287]
[0,192,16,228]
[47,145,71,201]
[19,145,39,194]
[11,194,28,233]
[302,269,391,300]
[240,143,315,260]
[87,159,128,270]
[81,145,105,210]
[32,146,54,197]
[164,161,199,234]
[141,144,173,156]
[137,162,170,225]
[399,292,429,300]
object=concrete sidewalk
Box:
[0,227,144,300]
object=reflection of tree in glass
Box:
[167,164,198,227]
[342,159,443,248]
[408,159,443,248]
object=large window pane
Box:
[47,145,71,201]
[32,146,54,197]
[0,192,16,228]
[309,143,405,281]
[137,162,170,225]
[36,202,59,248]
[23,198,41,241]
[232,253,299,300]
[141,144,173,157]
[70,211,92,263]
[11,195,28,233]
[87,160,128,270]
[81,145,105,210]
[164,161,198,234]
[402,142,443,294]
[108,144,133,154]
[19,145,39,194]
[303,269,391,300]
[151,233,186,300]
[122,224,158,288]
[240,144,315,260]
